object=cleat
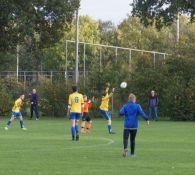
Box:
[123,149,128,157]
[130,154,135,158]
[76,134,79,141]
[109,131,116,134]
[36,118,39,120]
[4,127,8,130]
[22,128,27,130]
[72,136,75,141]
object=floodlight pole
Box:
[74,9,79,84]
[16,44,19,82]
[176,12,180,43]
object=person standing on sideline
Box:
[119,93,149,158]
[67,85,84,141]
[100,83,115,134]
[5,95,27,130]
[148,90,159,121]
[30,89,39,120]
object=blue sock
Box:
[108,125,112,133]
[75,125,79,134]
[20,120,24,128]
[6,120,12,127]
[71,127,75,138]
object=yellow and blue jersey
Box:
[68,93,84,113]
[100,87,113,111]
[12,98,23,112]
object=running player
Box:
[119,93,149,158]
[99,83,115,134]
[81,95,92,134]
[67,85,84,141]
[5,95,27,130]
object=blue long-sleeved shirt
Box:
[30,93,38,106]
[119,102,148,129]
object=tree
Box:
[0,0,80,51]
[132,0,195,29]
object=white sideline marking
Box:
[0,137,114,153]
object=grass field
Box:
[0,118,195,175]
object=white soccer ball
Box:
[120,82,127,88]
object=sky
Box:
[80,0,133,25]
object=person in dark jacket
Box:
[30,89,39,120]
[148,90,159,121]
[119,93,149,158]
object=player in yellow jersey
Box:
[100,83,115,134]
[5,95,27,130]
[67,85,84,141]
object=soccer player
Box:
[81,95,92,134]
[99,83,115,134]
[5,95,27,130]
[119,93,149,158]
[67,85,84,141]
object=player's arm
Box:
[67,95,71,119]
[108,88,115,98]
[119,105,126,116]
[138,105,149,125]
[81,95,84,115]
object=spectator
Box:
[148,90,159,121]
[30,89,39,120]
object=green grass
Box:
[0,118,195,175]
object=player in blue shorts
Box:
[67,85,84,141]
[5,95,27,130]
[100,83,115,134]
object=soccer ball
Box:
[120,82,127,88]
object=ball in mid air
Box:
[120,82,127,88]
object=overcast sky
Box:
[80,0,133,24]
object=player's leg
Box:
[5,114,15,130]
[19,115,26,130]
[81,113,86,133]
[107,118,113,134]
[148,107,152,120]
[34,105,39,120]
[86,116,92,133]
[70,113,76,140]
[75,113,81,141]
[154,107,158,121]
[100,110,114,134]
[123,129,130,157]
[130,129,137,157]
[30,105,33,119]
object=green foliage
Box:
[0,0,80,51]
[132,0,195,29]
[0,78,24,116]
[37,78,68,117]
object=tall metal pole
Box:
[83,43,86,88]
[176,12,180,43]
[65,40,68,84]
[16,44,19,82]
[75,9,79,84]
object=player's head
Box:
[151,90,155,96]
[83,95,87,101]
[72,85,78,93]
[32,88,36,94]
[20,94,25,100]
[129,93,136,103]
